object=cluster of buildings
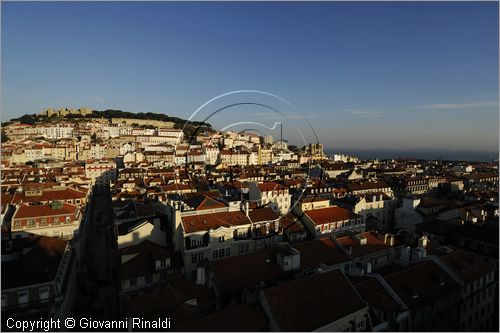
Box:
[1,111,498,331]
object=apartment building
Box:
[437,250,497,331]
[354,192,396,232]
[180,210,253,281]
[10,202,82,239]
[119,240,171,295]
[301,206,364,237]
[219,149,251,166]
[2,236,75,323]
[347,180,394,197]
[381,260,462,331]
[247,182,292,214]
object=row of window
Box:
[341,320,365,332]
[13,217,73,229]
[238,243,250,254]
[191,252,204,264]
[465,303,491,327]
[127,271,167,289]
[2,287,50,307]
[319,219,362,232]
[213,247,231,259]
[463,289,493,317]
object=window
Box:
[159,271,167,280]
[219,249,224,258]
[13,221,20,229]
[213,250,218,259]
[191,270,197,281]
[40,218,47,226]
[129,278,137,287]
[17,291,28,305]
[219,236,225,243]
[28,219,35,227]
[160,259,167,267]
[225,247,230,256]
[1,294,6,307]
[357,321,364,329]
[191,254,197,264]
[145,275,153,284]
[198,253,203,262]
[38,287,50,302]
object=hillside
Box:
[10,109,213,135]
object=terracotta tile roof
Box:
[280,214,305,233]
[1,193,13,207]
[257,182,287,192]
[292,237,350,269]
[13,202,78,219]
[124,273,214,324]
[161,183,192,193]
[11,188,87,204]
[174,304,269,332]
[209,247,290,293]
[305,206,360,225]
[182,211,251,234]
[440,250,495,283]
[2,235,68,289]
[335,232,393,258]
[347,180,390,192]
[383,260,461,311]
[21,181,61,190]
[120,240,171,279]
[262,269,367,331]
[184,194,226,211]
[248,207,280,223]
[352,276,402,313]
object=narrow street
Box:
[72,185,120,328]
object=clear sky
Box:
[2,1,498,151]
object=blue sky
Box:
[2,1,498,151]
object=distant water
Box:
[325,148,499,162]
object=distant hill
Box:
[90,109,211,128]
[11,109,213,133]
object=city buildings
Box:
[1,109,498,332]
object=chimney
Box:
[276,243,300,272]
[244,201,249,217]
[418,235,428,249]
[388,234,394,246]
